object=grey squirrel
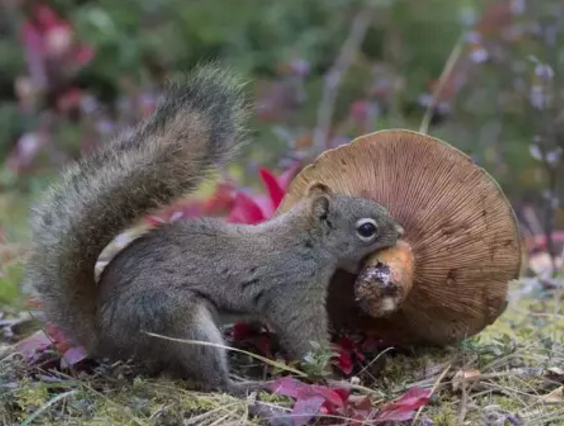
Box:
[25,64,403,396]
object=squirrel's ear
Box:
[306,182,333,198]
[306,182,333,221]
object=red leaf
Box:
[250,194,276,219]
[174,202,204,219]
[60,345,87,368]
[45,323,71,351]
[16,324,87,367]
[203,182,236,215]
[348,394,373,412]
[333,387,350,404]
[230,323,274,357]
[56,87,83,113]
[232,323,255,340]
[347,394,375,425]
[375,387,432,422]
[33,4,63,30]
[144,200,205,226]
[145,215,167,227]
[528,231,564,250]
[259,168,285,209]
[332,335,369,374]
[290,396,326,426]
[14,330,53,361]
[227,192,266,224]
[332,349,353,375]
[269,377,348,414]
[278,163,300,190]
[253,334,274,358]
[74,45,95,66]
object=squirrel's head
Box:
[305,182,404,273]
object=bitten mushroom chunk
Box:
[277,129,522,345]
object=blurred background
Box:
[0,0,563,303]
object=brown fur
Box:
[25,65,403,395]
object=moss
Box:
[430,406,458,426]
[0,263,23,306]
[14,379,49,412]
[2,275,564,425]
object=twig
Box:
[356,345,395,377]
[411,364,451,426]
[419,35,465,135]
[312,8,373,153]
[457,379,469,425]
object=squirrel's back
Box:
[25,64,248,350]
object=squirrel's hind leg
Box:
[157,301,233,391]
[99,289,270,396]
[158,300,270,397]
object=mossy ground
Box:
[1,194,563,426]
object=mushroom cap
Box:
[277,129,522,345]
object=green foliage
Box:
[1,0,561,204]
[0,264,22,306]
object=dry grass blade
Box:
[411,364,451,425]
[356,346,394,377]
[144,331,308,377]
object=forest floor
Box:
[1,193,563,426]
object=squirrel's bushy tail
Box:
[25,65,247,350]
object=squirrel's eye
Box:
[355,218,378,241]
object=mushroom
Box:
[276,129,522,345]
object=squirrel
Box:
[24,64,404,396]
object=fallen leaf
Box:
[60,345,87,368]
[346,394,375,424]
[290,396,326,426]
[539,386,563,404]
[45,323,72,353]
[332,350,354,375]
[231,323,256,340]
[331,335,370,375]
[547,367,564,376]
[230,323,274,357]
[269,376,348,413]
[375,387,432,422]
[14,330,52,360]
[452,368,481,391]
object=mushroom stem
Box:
[354,240,415,317]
